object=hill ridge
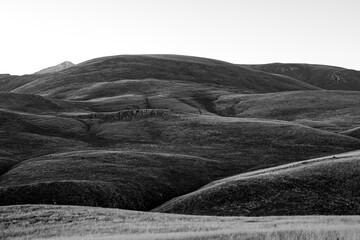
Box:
[34,61,75,74]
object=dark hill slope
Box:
[0,109,89,172]
[0,151,222,210]
[11,55,318,99]
[78,112,360,170]
[0,109,88,137]
[1,55,360,212]
[154,150,360,216]
[341,127,360,139]
[0,74,41,92]
[215,90,360,133]
[1,112,359,210]
[0,92,89,114]
[0,131,87,174]
[243,63,360,90]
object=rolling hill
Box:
[214,90,360,133]
[154,150,360,216]
[10,55,318,99]
[0,92,86,114]
[0,54,360,217]
[0,151,223,210]
[243,63,360,91]
[0,110,359,210]
[0,74,41,92]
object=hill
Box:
[1,54,360,216]
[154,150,360,216]
[341,127,360,139]
[0,74,41,92]
[0,151,222,210]
[0,111,359,210]
[215,90,360,133]
[243,63,360,90]
[34,61,75,74]
[11,55,318,99]
[0,92,88,114]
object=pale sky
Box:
[1,0,360,75]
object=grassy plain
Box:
[2,205,360,240]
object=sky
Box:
[1,0,360,75]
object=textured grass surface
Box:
[341,127,360,139]
[1,112,359,210]
[154,150,360,216]
[1,109,359,211]
[243,62,360,91]
[0,74,40,92]
[215,90,360,132]
[1,205,360,240]
[0,150,223,210]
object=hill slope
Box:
[34,61,75,74]
[1,111,359,210]
[0,74,41,92]
[0,151,222,210]
[154,150,360,216]
[1,54,360,215]
[243,63,360,90]
[341,127,360,139]
[215,90,360,133]
[11,55,319,99]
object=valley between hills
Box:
[1,54,360,239]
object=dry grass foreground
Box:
[1,205,360,240]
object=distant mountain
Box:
[34,61,75,74]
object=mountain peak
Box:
[34,61,75,74]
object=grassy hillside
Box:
[11,55,318,99]
[0,151,223,210]
[154,150,360,216]
[1,54,359,217]
[0,92,89,114]
[243,63,360,91]
[0,74,41,92]
[66,111,360,175]
[2,205,360,240]
[1,110,359,210]
[215,90,360,132]
[0,108,90,172]
[341,127,360,139]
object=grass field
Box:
[2,205,360,240]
